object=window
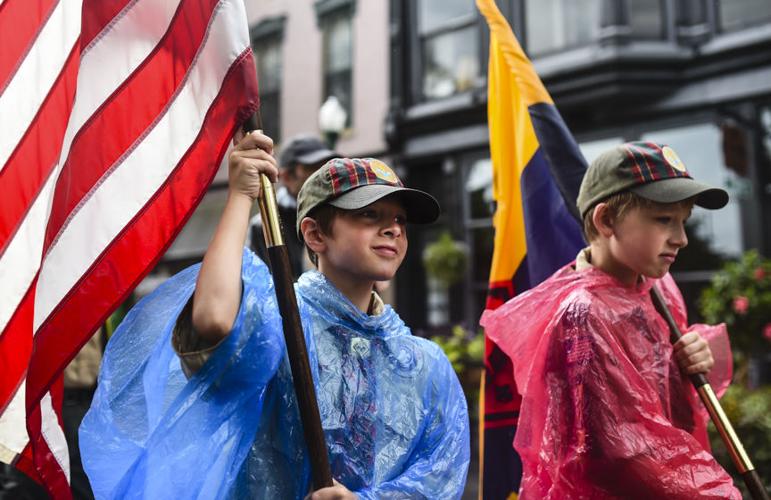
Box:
[716,0,771,32]
[418,0,480,100]
[319,4,353,127]
[250,18,284,143]
[762,106,771,164]
[525,0,601,55]
[628,0,665,39]
[462,156,495,322]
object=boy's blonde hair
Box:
[582,192,693,242]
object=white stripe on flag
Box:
[0,0,182,334]
[57,0,183,175]
[40,391,70,481]
[34,0,251,328]
[0,0,82,170]
[0,173,56,332]
[0,380,27,457]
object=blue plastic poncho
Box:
[80,249,469,499]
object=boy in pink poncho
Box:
[481,142,741,499]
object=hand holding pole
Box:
[651,285,768,500]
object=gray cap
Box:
[279,134,338,168]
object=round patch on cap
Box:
[662,146,686,172]
[369,159,399,184]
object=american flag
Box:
[0,0,259,497]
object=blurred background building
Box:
[387,0,771,330]
[149,0,771,328]
[139,0,392,293]
[59,1,771,499]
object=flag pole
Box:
[242,112,334,491]
[650,285,769,500]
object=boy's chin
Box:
[368,270,397,282]
[643,268,669,280]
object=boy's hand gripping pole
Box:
[242,114,334,491]
[650,285,769,500]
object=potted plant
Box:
[431,325,485,413]
[422,231,467,326]
[422,231,467,288]
[699,250,771,387]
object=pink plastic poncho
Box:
[481,263,740,499]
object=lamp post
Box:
[318,95,347,149]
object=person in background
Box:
[249,134,338,278]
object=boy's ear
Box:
[300,217,327,254]
[591,203,615,238]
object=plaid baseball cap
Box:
[296,158,440,236]
[577,141,728,218]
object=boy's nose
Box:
[382,220,403,238]
[671,224,688,248]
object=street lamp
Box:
[318,95,347,149]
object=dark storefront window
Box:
[251,19,284,143]
[628,0,666,39]
[417,0,480,100]
[320,7,353,126]
[716,0,771,32]
[525,0,601,55]
[462,156,495,323]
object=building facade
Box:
[143,0,391,291]
[387,0,771,331]
[148,0,771,328]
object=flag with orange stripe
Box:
[0,1,258,497]
[475,1,587,498]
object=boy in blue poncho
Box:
[80,131,470,499]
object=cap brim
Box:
[631,177,728,210]
[328,184,440,224]
[294,149,339,166]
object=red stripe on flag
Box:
[12,442,42,485]
[80,0,135,49]
[0,45,79,257]
[0,0,58,93]
[26,376,70,500]
[0,0,136,256]
[42,0,222,255]
[25,48,258,409]
[0,279,36,413]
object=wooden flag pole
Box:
[242,113,334,491]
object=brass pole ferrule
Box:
[258,173,283,248]
[697,384,754,473]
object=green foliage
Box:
[432,325,485,418]
[708,385,771,494]
[699,250,771,355]
[422,232,467,288]
[431,325,484,374]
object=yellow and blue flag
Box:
[476,0,587,498]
